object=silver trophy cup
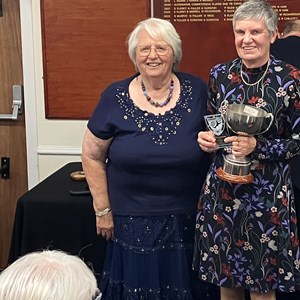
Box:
[216,103,274,184]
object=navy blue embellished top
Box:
[87,72,211,216]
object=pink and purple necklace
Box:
[141,79,174,108]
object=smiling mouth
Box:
[242,46,256,50]
[147,63,161,67]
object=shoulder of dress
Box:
[270,57,299,73]
[103,76,137,97]
[175,72,206,87]
[211,59,237,73]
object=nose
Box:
[148,47,158,57]
[243,33,253,43]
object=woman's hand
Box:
[224,135,257,157]
[96,212,114,240]
[198,131,218,153]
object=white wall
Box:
[21,0,87,188]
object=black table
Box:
[8,162,106,281]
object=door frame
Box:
[20,0,38,189]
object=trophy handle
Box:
[258,113,274,134]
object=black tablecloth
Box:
[8,162,106,280]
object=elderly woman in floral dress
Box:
[193,1,300,300]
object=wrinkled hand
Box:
[224,134,257,157]
[96,212,114,240]
[198,131,218,153]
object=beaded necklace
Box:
[141,79,174,108]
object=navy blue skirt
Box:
[100,214,219,299]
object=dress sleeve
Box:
[87,88,116,140]
[207,69,219,115]
[252,74,300,161]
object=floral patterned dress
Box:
[193,56,300,293]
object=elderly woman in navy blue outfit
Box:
[82,18,218,299]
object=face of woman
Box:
[135,30,174,80]
[234,18,277,68]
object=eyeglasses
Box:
[137,45,170,57]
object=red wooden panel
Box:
[41,0,150,119]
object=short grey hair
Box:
[127,18,182,71]
[233,0,278,36]
[0,250,99,300]
[282,19,300,36]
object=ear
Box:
[270,28,278,44]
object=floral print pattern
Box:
[193,56,300,293]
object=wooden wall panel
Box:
[154,0,300,82]
[41,0,150,119]
[42,1,299,119]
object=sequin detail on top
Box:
[116,79,193,145]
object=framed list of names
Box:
[153,0,300,80]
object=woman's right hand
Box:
[198,131,218,153]
[96,212,114,240]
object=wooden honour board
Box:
[154,0,300,81]
[41,0,299,119]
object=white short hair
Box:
[127,17,182,71]
[0,250,99,300]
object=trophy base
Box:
[216,167,253,184]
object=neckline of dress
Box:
[128,75,185,117]
[240,60,270,87]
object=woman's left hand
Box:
[224,135,257,157]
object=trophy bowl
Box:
[216,104,273,184]
[226,103,273,135]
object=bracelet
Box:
[95,208,111,217]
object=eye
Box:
[140,46,150,52]
[235,30,244,36]
[156,45,167,50]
